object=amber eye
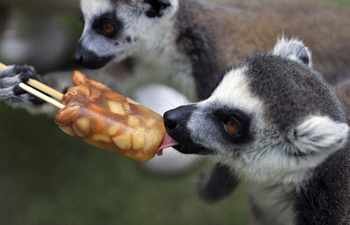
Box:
[224,118,240,137]
[102,22,115,36]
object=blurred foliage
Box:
[0,0,349,225]
[334,0,350,5]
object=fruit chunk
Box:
[132,128,145,150]
[108,101,126,115]
[128,116,140,127]
[75,117,91,134]
[108,125,121,136]
[113,133,132,150]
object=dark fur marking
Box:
[144,0,171,18]
[198,163,239,203]
[295,143,350,225]
[175,1,223,100]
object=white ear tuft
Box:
[272,37,312,67]
[291,116,349,154]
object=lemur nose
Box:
[164,111,179,130]
[74,43,113,69]
[74,44,86,64]
[74,44,94,65]
[75,52,84,65]
[164,105,196,131]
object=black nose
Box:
[75,43,113,69]
[164,105,214,155]
[164,105,196,132]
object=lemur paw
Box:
[197,163,240,203]
[0,65,44,105]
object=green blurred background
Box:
[0,1,349,225]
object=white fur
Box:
[186,67,264,154]
[272,37,312,67]
[81,0,112,20]
[292,115,349,154]
[207,67,264,114]
[225,116,349,185]
[79,0,185,67]
[248,183,296,225]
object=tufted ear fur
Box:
[272,37,312,67]
[289,116,349,155]
[143,0,175,18]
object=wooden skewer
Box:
[0,63,7,70]
[19,83,65,109]
[0,62,65,109]
[27,79,64,101]
[0,63,64,101]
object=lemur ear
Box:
[290,116,349,155]
[272,37,313,67]
[144,0,173,18]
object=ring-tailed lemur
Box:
[1,0,350,202]
[163,39,350,225]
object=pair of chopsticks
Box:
[0,63,65,109]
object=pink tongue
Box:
[157,133,178,155]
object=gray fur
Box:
[246,54,345,133]
[295,143,350,225]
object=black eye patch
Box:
[300,55,309,65]
[213,107,252,144]
[92,12,123,38]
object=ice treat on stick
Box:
[56,71,169,161]
[0,63,176,161]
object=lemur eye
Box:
[93,13,121,39]
[224,118,241,137]
[102,21,116,37]
[214,108,251,143]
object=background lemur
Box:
[164,38,350,225]
[1,0,350,202]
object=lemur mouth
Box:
[75,49,115,70]
[83,55,115,70]
[161,133,214,155]
[174,144,214,155]
[157,133,178,155]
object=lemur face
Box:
[77,0,178,69]
[165,39,349,181]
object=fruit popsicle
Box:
[55,71,168,161]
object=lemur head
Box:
[164,38,349,183]
[76,0,179,69]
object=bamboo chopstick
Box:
[0,63,65,109]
